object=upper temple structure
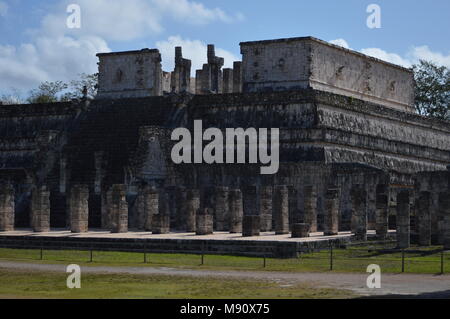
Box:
[0,36,449,253]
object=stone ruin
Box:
[0,36,449,250]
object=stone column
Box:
[196,208,213,235]
[152,214,170,234]
[184,189,199,232]
[110,184,128,233]
[242,215,260,237]
[304,186,317,233]
[292,223,310,238]
[375,184,389,240]
[233,61,242,93]
[351,187,367,241]
[273,186,289,235]
[229,189,243,233]
[417,191,432,246]
[324,187,340,236]
[259,186,273,232]
[396,190,411,249]
[69,184,89,233]
[144,187,159,231]
[101,188,112,230]
[214,187,229,231]
[0,184,15,232]
[222,68,233,93]
[243,185,258,216]
[171,47,192,93]
[439,192,450,250]
[31,186,51,232]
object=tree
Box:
[0,89,24,105]
[413,60,450,120]
[27,81,68,104]
[61,73,98,100]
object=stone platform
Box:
[0,229,395,258]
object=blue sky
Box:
[0,0,449,95]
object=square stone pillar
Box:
[274,186,289,235]
[31,186,51,232]
[184,189,199,232]
[69,184,89,233]
[417,191,432,246]
[351,187,367,241]
[242,215,260,237]
[243,185,259,216]
[196,208,214,235]
[110,184,128,233]
[439,192,450,250]
[232,61,242,93]
[222,68,233,93]
[375,184,389,240]
[396,190,411,249]
[229,189,243,233]
[292,223,310,238]
[324,187,340,236]
[259,186,273,232]
[304,185,317,233]
[152,214,170,234]
[144,187,159,231]
[0,184,15,231]
[101,188,112,230]
[214,187,229,231]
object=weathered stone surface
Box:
[273,186,289,235]
[152,214,170,234]
[170,47,192,93]
[243,186,259,217]
[69,184,89,233]
[416,191,432,246]
[31,186,50,232]
[144,187,159,231]
[101,189,112,230]
[351,187,367,241]
[304,186,317,232]
[97,49,163,99]
[439,192,450,250]
[229,189,243,233]
[242,215,260,237]
[222,68,233,94]
[291,223,310,238]
[375,184,389,240]
[0,184,14,231]
[259,186,273,232]
[196,208,213,235]
[396,190,411,249]
[110,184,128,233]
[214,187,229,231]
[184,189,199,232]
[240,37,414,112]
[233,61,243,93]
[196,45,224,94]
[324,188,339,236]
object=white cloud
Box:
[330,39,450,69]
[0,0,242,93]
[329,39,350,49]
[0,1,8,17]
[156,35,240,75]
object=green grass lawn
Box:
[0,269,354,299]
[0,246,448,274]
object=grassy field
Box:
[0,245,448,274]
[0,269,355,299]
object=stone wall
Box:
[240,37,414,112]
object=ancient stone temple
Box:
[0,36,449,249]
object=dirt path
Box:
[1,260,449,298]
